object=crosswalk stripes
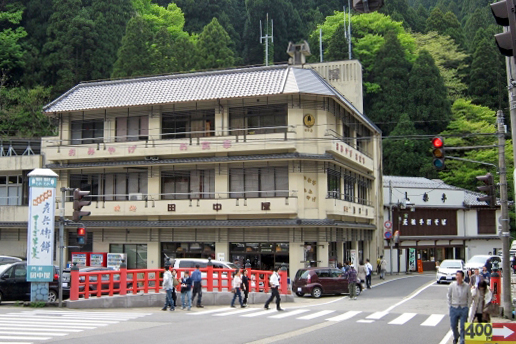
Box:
[388,313,417,325]
[297,310,335,320]
[421,314,445,326]
[0,310,150,343]
[188,307,448,328]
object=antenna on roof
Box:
[260,13,274,66]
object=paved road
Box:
[0,274,450,344]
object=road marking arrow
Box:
[493,326,514,339]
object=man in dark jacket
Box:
[191,265,204,308]
[345,265,358,300]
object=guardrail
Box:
[69,266,288,301]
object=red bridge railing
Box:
[69,266,288,301]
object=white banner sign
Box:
[27,175,57,282]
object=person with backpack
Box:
[365,258,373,289]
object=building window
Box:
[344,173,355,202]
[70,171,148,201]
[110,244,147,269]
[0,175,22,205]
[327,169,341,199]
[229,166,288,198]
[116,116,149,142]
[162,109,214,139]
[71,119,104,144]
[161,170,215,200]
[161,242,215,261]
[477,210,496,234]
[230,242,289,271]
[357,177,370,205]
[229,104,287,135]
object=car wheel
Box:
[311,287,322,298]
[48,290,58,303]
[436,280,440,284]
[0,291,3,304]
[295,292,305,297]
[355,285,362,297]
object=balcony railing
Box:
[327,191,372,207]
[325,129,371,158]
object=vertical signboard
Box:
[27,169,58,282]
[408,248,416,271]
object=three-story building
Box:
[1,59,383,274]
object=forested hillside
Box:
[0,0,512,197]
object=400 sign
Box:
[465,322,516,344]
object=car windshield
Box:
[440,261,462,269]
[0,264,11,275]
[468,256,487,264]
[226,263,238,270]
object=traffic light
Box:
[77,227,87,246]
[431,136,445,170]
[476,173,497,207]
[73,188,91,222]
[491,0,516,56]
[353,0,384,13]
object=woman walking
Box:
[357,260,367,290]
[230,269,246,308]
[469,281,493,323]
[180,270,192,311]
[242,269,250,307]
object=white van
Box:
[170,259,238,288]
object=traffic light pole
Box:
[496,110,512,318]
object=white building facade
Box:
[383,176,502,273]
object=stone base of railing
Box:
[65,291,294,309]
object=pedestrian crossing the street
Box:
[0,310,150,343]
[188,307,447,327]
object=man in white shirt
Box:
[447,270,472,344]
[365,258,373,289]
[264,267,284,311]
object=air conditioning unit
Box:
[129,193,143,201]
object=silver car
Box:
[436,259,465,284]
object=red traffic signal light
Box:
[73,188,91,222]
[491,0,516,56]
[476,173,496,207]
[77,227,87,245]
[432,137,445,170]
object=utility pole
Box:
[388,180,393,275]
[58,188,65,308]
[496,110,512,318]
[260,14,273,67]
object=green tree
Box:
[0,3,27,86]
[367,31,412,135]
[426,8,463,46]
[383,113,428,176]
[326,23,348,61]
[413,32,468,101]
[89,0,133,80]
[468,29,506,110]
[170,35,198,72]
[407,49,451,134]
[43,1,97,94]
[149,26,174,74]
[0,86,55,137]
[111,16,154,78]
[197,18,235,70]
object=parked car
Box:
[0,256,23,266]
[170,258,238,270]
[465,255,501,271]
[436,259,465,284]
[292,267,362,298]
[0,262,66,304]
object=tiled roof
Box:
[383,175,496,207]
[0,219,377,229]
[42,64,380,133]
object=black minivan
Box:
[0,261,65,304]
